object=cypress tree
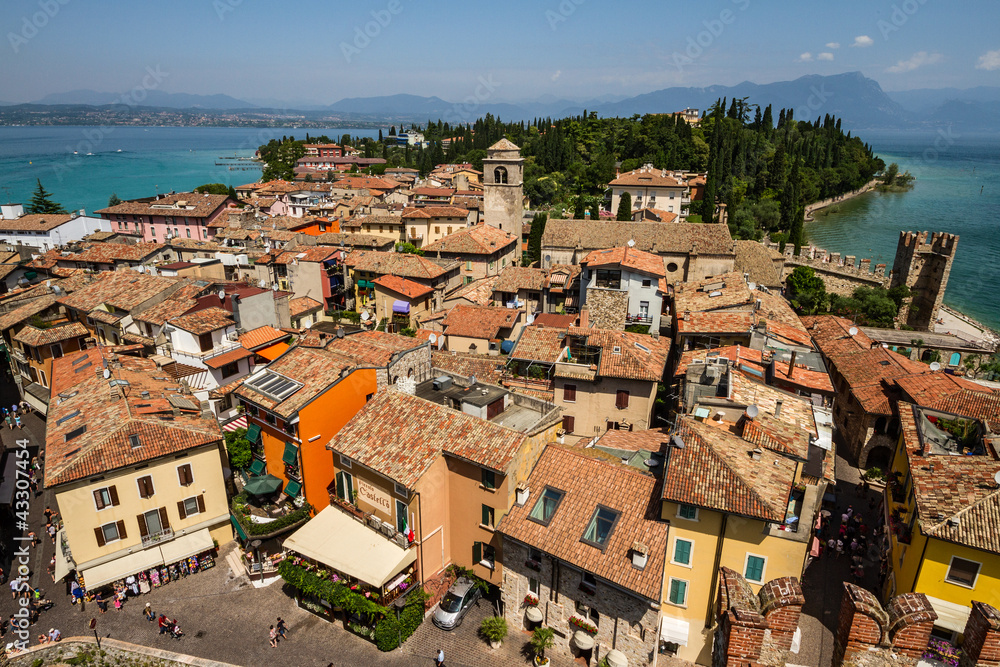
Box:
[616,192,632,221]
[574,195,586,220]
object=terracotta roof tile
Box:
[328,391,527,487]
[610,165,682,187]
[566,327,670,382]
[401,206,469,219]
[234,345,352,418]
[581,246,666,277]
[421,224,516,255]
[345,250,453,280]
[496,445,668,600]
[168,306,233,335]
[289,296,324,318]
[662,418,796,522]
[542,219,734,256]
[58,272,181,313]
[96,193,231,218]
[239,325,288,350]
[431,351,506,385]
[442,305,520,340]
[493,266,546,293]
[12,322,89,347]
[0,294,59,331]
[45,349,222,487]
[676,312,753,335]
[673,272,754,313]
[321,331,425,367]
[733,240,783,287]
[0,214,74,232]
[447,275,499,306]
[372,275,433,300]
[509,325,567,363]
[203,346,254,369]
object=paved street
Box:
[793,443,885,667]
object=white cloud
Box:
[886,51,942,73]
[852,35,874,48]
[551,70,562,81]
[976,49,1000,71]
[798,52,813,62]
[818,52,835,61]
[826,42,841,49]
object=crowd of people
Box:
[3,401,31,430]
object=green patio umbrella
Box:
[244,474,283,496]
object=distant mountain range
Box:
[5,74,1000,131]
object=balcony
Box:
[626,314,653,325]
[141,527,174,548]
[407,231,423,241]
[327,495,415,552]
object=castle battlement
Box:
[767,242,889,283]
[898,230,959,256]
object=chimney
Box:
[579,306,589,329]
[786,350,796,378]
[775,399,783,419]
[515,482,529,507]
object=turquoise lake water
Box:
[0,126,379,216]
[806,130,1000,332]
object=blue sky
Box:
[1,0,998,105]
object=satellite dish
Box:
[217,289,226,301]
[360,311,370,321]
[746,405,759,419]
[304,321,312,329]
[258,279,266,288]
[627,239,636,247]
[848,327,859,337]
[428,333,437,344]
[930,362,941,371]
[102,368,111,379]
[747,282,756,291]
[272,284,278,291]
[994,470,1000,488]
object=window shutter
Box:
[616,390,629,409]
[116,520,126,540]
[562,415,575,433]
[177,501,187,520]
[178,465,192,486]
[675,540,691,564]
[137,513,148,538]
[93,489,105,510]
[94,526,106,547]
[473,541,482,565]
[482,505,491,527]
[336,472,344,500]
[563,384,576,402]
[159,507,170,530]
[109,485,119,506]
[197,495,206,514]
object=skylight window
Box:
[71,355,89,366]
[528,487,565,526]
[582,505,620,549]
[73,361,93,373]
[65,425,87,442]
[129,434,142,449]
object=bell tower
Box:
[483,139,524,237]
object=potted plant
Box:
[523,593,539,607]
[480,615,508,649]
[530,626,555,666]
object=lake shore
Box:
[805,178,880,221]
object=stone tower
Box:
[482,139,524,237]
[890,231,959,331]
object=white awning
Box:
[81,548,164,589]
[159,528,214,564]
[659,615,690,646]
[53,529,73,582]
[924,596,972,633]
[283,505,417,588]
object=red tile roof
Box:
[0,214,74,232]
[58,272,181,313]
[420,224,516,255]
[203,346,254,369]
[239,325,288,350]
[496,445,668,600]
[45,349,222,487]
[566,327,670,382]
[373,275,433,300]
[401,206,469,219]
[442,304,520,340]
[345,250,452,280]
[610,165,682,187]
[289,297,324,318]
[12,322,89,347]
[581,246,666,277]
[493,266,546,293]
[662,417,796,522]
[96,192,231,219]
[327,391,528,487]
[168,307,233,335]
[673,272,754,313]
[676,312,754,336]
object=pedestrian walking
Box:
[158,615,169,634]
[144,603,154,621]
[826,537,836,556]
[113,593,122,612]
[276,617,287,639]
[14,414,21,429]
[0,566,5,585]
[96,592,107,614]
[4,413,13,430]
[47,557,55,583]
[836,539,844,557]
[435,648,445,667]
[846,505,854,520]
[269,625,277,648]
[29,477,38,497]
[10,579,20,600]
[47,524,56,544]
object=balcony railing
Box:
[328,496,415,551]
[407,232,423,241]
[141,527,174,548]
[626,314,653,325]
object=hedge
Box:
[374,588,428,652]
[230,495,312,537]
[278,560,386,618]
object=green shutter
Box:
[246,423,261,444]
[482,469,495,490]
[674,539,691,565]
[284,480,301,498]
[482,505,492,527]
[282,441,298,465]
[669,579,687,605]
[746,556,765,582]
[473,541,482,565]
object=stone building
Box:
[497,445,668,666]
[482,139,524,237]
[891,231,959,331]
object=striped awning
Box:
[223,415,248,432]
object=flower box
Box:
[569,616,597,634]
[523,593,539,607]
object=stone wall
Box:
[832,583,938,667]
[771,242,889,297]
[8,636,239,667]
[585,288,628,330]
[499,537,659,666]
[891,231,959,331]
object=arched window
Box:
[494,166,508,184]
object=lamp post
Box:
[89,617,100,649]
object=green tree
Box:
[829,286,901,327]
[395,242,425,256]
[573,195,586,220]
[227,185,239,200]
[881,162,899,186]
[224,428,252,470]
[27,179,67,215]
[107,193,122,207]
[525,212,547,265]
[589,200,601,221]
[194,183,230,195]
[616,191,632,220]
[786,266,827,315]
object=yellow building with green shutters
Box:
[883,402,1000,640]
